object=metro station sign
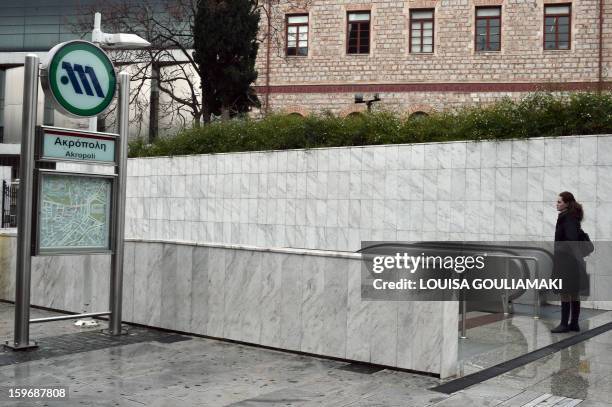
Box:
[42,40,117,118]
[38,126,116,164]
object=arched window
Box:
[409,111,429,120]
[346,111,364,118]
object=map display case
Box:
[33,170,116,255]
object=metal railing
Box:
[358,242,549,339]
[1,180,18,228]
[459,253,539,339]
[30,311,111,324]
[398,242,554,312]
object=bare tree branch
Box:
[69,0,313,138]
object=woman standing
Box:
[550,191,587,333]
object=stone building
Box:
[0,0,610,157]
[254,0,612,116]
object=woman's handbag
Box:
[578,228,594,257]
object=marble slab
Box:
[0,236,458,377]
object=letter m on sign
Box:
[61,62,105,98]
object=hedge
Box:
[128,92,612,158]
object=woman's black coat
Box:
[552,211,588,295]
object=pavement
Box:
[0,303,609,406]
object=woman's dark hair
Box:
[559,191,584,221]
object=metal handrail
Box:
[360,242,535,301]
[363,241,550,304]
[405,242,554,262]
[358,242,546,339]
[30,311,111,324]
[457,254,539,339]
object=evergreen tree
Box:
[193,0,261,122]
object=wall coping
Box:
[127,134,609,160]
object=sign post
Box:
[7,39,131,350]
[108,72,130,335]
[8,54,39,350]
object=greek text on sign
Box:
[42,40,117,118]
[41,127,116,163]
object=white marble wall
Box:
[0,234,110,316]
[124,135,612,310]
[125,135,612,250]
[0,234,458,378]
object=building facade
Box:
[0,0,169,180]
[0,0,610,157]
[254,0,612,116]
[0,1,100,178]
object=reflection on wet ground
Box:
[458,304,612,376]
[0,302,610,406]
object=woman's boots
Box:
[569,301,580,332]
[551,302,570,333]
[551,301,580,333]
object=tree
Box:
[72,0,310,136]
[73,0,202,140]
[193,0,261,122]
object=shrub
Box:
[129,92,612,157]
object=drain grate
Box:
[337,362,386,374]
[0,328,191,366]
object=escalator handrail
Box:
[358,242,540,302]
[399,242,553,263]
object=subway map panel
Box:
[38,173,112,253]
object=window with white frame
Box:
[544,4,571,50]
[410,9,434,53]
[475,7,501,51]
[347,11,370,54]
[286,14,309,56]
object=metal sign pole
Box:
[8,55,40,350]
[108,71,130,335]
[88,12,102,132]
[1,180,5,228]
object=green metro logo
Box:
[60,62,106,98]
[44,41,117,118]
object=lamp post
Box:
[90,12,149,335]
[88,12,150,131]
[354,93,381,112]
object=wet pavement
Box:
[457,305,612,377]
[0,303,610,406]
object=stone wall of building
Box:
[263,90,534,116]
[254,0,612,114]
[605,1,612,73]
